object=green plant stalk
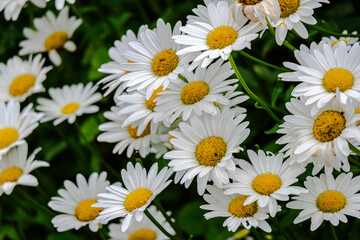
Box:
[239,51,289,72]
[229,54,282,124]
[265,18,297,51]
[153,198,187,240]
[330,224,339,240]
[17,188,55,216]
[145,209,180,240]
[349,156,360,168]
[308,25,360,38]
[349,141,360,157]
[273,218,292,240]
[252,228,264,240]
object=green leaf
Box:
[177,201,206,235]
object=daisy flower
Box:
[280,42,360,109]
[118,19,193,99]
[116,86,167,136]
[201,185,272,232]
[97,106,161,158]
[276,97,360,175]
[321,30,359,48]
[287,173,360,231]
[155,59,237,123]
[93,162,172,232]
[231,0,280,24]
[0,54,52,102]
[173,0,261,70]
[48,172,109,232]
[0,0,46,21]
[36,82,101,126]
[108,205,175,240]
[98,25,148,97]
[47,0,75,10]
[0,101,43,159]
[164,107,250,195]
[0,143,48,196]
[19,6,82,66]
[224,150,307,217]
[271,0,329,46]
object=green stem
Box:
[70,4,100,46]
[239,51,289,72]
[17,188,55,216]
[349,142,360,157]
[144,209,179,240]
[308,25,360,38]
[178,74,187,82]
[98,229,107,240]
[154,198,186,240]
[266,18,297,51]
[228,54,282,124]
[349,156,360,168]
[330,224,339,240]
[251,228,264,240]
[273,218,291,240]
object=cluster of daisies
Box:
[2,0,360,239]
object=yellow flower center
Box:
[195,137,227,166]
[313,110,346,142]
[9,74,36,97]
[316,190,346,213]
[207,26,239,50]
[278,0,300,18]
[331,39,349,47]
[124,188,153,212]
[0,167,23,185]
[237,0,263,5]
[0,128,19,149]
[127,123,151,139]
[322,68,354,93]
[252,173,282,195]
[228,195,258,218]
[74,199,103,222]
[354,108,360,126]
[145,87,165,111]
[44,31,68,51]
[151,49,179,77]
[128,229,157,240]
[61,103,80,115]
[181,81,210,105]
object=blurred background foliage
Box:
[1,0,360,239]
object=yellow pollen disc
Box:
[322,68,354,93]
[228,195,258,218]
[313,110,346,142]
[0,167,23,185]
[316,190,346,213]
[195,137,227,166]
[127,123,151,139]
[252,173,282,195]
[61,103,80,115]
[44,31,68,51]
[74,199,103,222]
[181,81,210,105]
[278,0,300,18]
[124,188,153,212]
[238,0,263,5]
[151,49,179,77]
[128,229,157,240]
[354,108,360,126]
[0,128,19,149]
[145,87,165,111]
[332,39,349,47]
[206,26,238,50]
[9,74,36,97]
